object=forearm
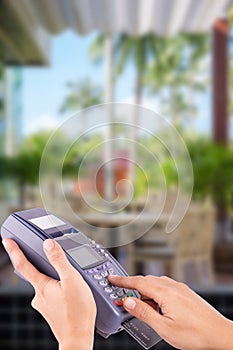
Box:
[216,318,233,350]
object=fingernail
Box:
[43,239,55,251]
[124,298,136,310]
[2,239,11,252]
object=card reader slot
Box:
[49,231,64,238]
[49,228,79,238]
[62,228,79,234]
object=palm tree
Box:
[115,34,158,104]
[114,34,163,186]
[115,34,208,195]
[59,78,103,114]
[89,33,208,187]
[145,34,209,127]
[90,34,169,186]
[90,34,166,103]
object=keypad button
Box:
[110,293,118,299]
[87,269,94,274]
[104,287,113,293]
[102,264,107,270]
[91,240,95,245]
[104,253,109,258]
[101,271,108,278]
[114,299,123,306]
[96,244,100,249]
[108,268,114,274]
[99,280,108,287]
[111,285,118,290]
[106,261,110,267]
[124,288,129,294]
[117,289,124,297]
[127,292,134,297]
[93,274,102,280]
[100,249,105,253]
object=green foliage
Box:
[0,131,88,204]
[2,131,53,185]
[114,34,156,76]
[134,166,148,198]
[63,134,103,178]
[89,32,208,89]
[145,33,209,125]
[161,158,179,189]
[187,138,233,210]
[133,135,233,212]
[89,33,209,125]
[3,128,231,214]
[133,135,179,197]
[88,35,105,65]
[0,131,104,186]
[59,78,103,114]
[145,33,208,90]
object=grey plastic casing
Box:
[1,208,139,338]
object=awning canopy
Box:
[18,0,232,36]
[0,0,232,65]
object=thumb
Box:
[43,239,76,280]
[123,297,163,332]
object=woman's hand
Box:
[109,275,233,350]
[3,238,96,350]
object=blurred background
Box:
[0,0,233,349]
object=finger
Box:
[2,238,50,289]
[43,239,78,281]
[123,297,164,334]
[143,298,159,311]
[108,275,163,302]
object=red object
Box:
[96,151,130,198]
[114,299,123,307]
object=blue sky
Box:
[23,30,135,134]
[22,30,211,136]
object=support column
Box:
[212,19,229,145]
[104,36,114,202]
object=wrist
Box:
[60,339,79,350]
[60,337,94,350]
[59,329,95,350]
[206,316,233,350]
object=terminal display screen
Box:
[68,245,103,268]
[29,215,66,230]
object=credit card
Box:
[122,317,161,349]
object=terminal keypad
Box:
[87,261,135,308]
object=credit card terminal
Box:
[1,208,161,349]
